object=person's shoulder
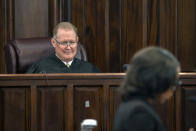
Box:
[74,58,101,73]
[116,100,156,125]
[118,99,153,116]
[74,58,90,64]
[26,54,58,73]
[38,54,57,64]
[114,100,155,131]
[115,99,166,131]
[131,99,153,111]
[122,99,162,124]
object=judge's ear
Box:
[51,38,57,48]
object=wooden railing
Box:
[0,73,195,131]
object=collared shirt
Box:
[26,54,101,73]
[63,60,73,67]
[56,54,73,67]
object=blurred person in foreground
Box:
[114,46,181,131]
[26,22,100,73]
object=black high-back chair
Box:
[4,37,88,73]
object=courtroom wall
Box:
[0,0,196,73]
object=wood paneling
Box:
[109,86,121,131]
[176,73,196,131]
[147,0,177,52]
[0,73,196,130]
[74,87,102,131]
[15,0,48,38]
[0,0,10,73]
[0,73,125,131]
[37,87,65,131]
[48,0,63,36]
[108,0,121,72]
[1,73,193,131]
[177,0,196,71]
[1,88,26,131]
[121,0,148,65]
[1,0,196,73]
[183,87,196,130]
[71,0,107,72]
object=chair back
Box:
[4,37,88,73]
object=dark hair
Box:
[121,46,180,101]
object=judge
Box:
[26,22,100,73]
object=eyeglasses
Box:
[54,38,77,47]
[172,79,183,91]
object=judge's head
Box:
[51,22,79,62]
[122,46,181,103]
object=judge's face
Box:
[51,28,78,62]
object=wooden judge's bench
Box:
[0,73,195,131]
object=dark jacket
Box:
[26,54,100,73]
[114,97,166,131]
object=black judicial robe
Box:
[26,54,100,73]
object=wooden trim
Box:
[7,0,15,40]
[30,85,38,131]
[48,0,61,36]
[66,84,74,131]
[103,84,110,131]
[0,73,125,80]
[0,73,194,131]
[142,0,148,47]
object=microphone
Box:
[123,64,129,72]
[40,71,49,86]
[81,119,97,131]
[39,71,47,74]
